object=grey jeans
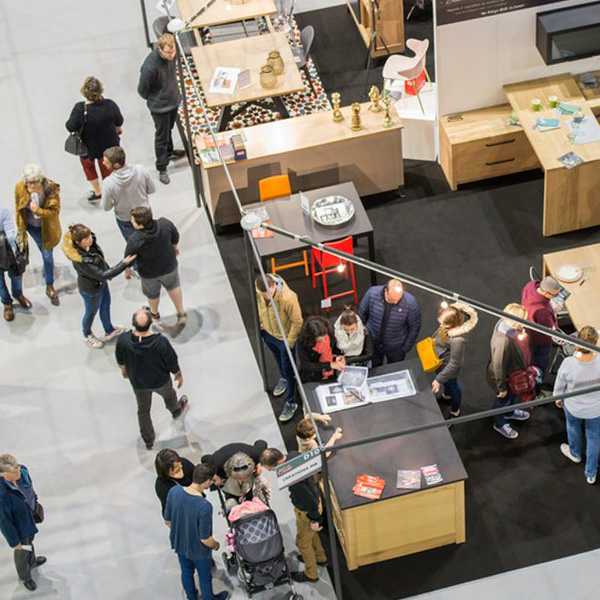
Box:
[133,379,180,445]
[14,536,36,582]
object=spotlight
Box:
[337,264,346,273]
[440,300,449,309]
[518,332,527,341]
[167,18,186,32]
[394,285,402,293]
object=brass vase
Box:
[267,50,285,75]
[260,65,277,90]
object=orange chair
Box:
[311,236,358,310]
[259,174,309,276]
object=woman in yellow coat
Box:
[15,164,62,305]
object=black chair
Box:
[296,25,316,96]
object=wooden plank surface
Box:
[190,31,304,107]
[177,0,277,28]
[543,242,600,329]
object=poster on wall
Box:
[437,0,566,26]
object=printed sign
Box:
[437,0,564,26]
[276,449,323,490]
[156,0,175,16]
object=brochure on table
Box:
[210,67,241,95]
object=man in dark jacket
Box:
[521,276,560,375]
[0,455,46,591]
[261,448,327,584]
[137,33,185,185]
[115,308,189,449]
[125,206,186,326]
[201,440,268,480]
[358,279,422,367]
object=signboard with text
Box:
[276,449,323,490]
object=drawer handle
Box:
[485,158,516,166]
[485,139,516,147]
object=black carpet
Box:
[212,7,600,600]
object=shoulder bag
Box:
[417,328,442,373]
[8,231,29,276]
[65,103,88,157]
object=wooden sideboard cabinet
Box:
[439,104,541,190]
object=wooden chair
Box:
[259,175,309,276]
[311,236,358,310]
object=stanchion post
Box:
[140,0,152,48]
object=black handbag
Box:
[33,501,45,524]
[65,103,88,157]
[9,231,29,277]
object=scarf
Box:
[334,316,366,357]
[313,334,334,378]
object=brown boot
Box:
[46,284,60,306]
[16,295,32,309]
[3,303,14,321]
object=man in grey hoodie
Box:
[101,146,155,278]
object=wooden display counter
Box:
[196,102,403,227]
[305,359,467,570]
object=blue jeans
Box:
[177,554,217,600]
[27,225,54,285]
[262,329,296,405]
[80,285,114,337]
[444,378,462,413]
[116,218,137,270]
[0,272,23,305]
[565,408,600,479]
[492,392,517,428]
[532,344,552,376]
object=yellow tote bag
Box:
[416,330,442,373]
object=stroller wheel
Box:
[222,552,236,576]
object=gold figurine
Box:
[331,92,343,123]
[382,96,393,128]
[351,102,362,131]
[368,86,382,112]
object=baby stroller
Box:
[218,489,302,600]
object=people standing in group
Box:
[521,276,560,376]
[155,449,196,516]
[137,33,186,185]
[125,206,186,326]
[101,146,156,278]
[65,76,124,201]
[555,326,600,484]
[165,463,230,600]
[431,302,478,418]
[115,308,189,450]
[14,165,62,307]
[260,448,327,583]
[62,224,135,349]
[255,274,303,422]
[297,316,346,385]
[0,455,46,592]
[0,204,31,321]
[333,306,374,367]
[487,303,532,439]
[358,279,422,367]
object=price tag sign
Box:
[300,191,310,216]
[156,0,175,16]
[276,449,323,490]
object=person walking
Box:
[487,303,532,440]
[521,275,560,376]
[431,302,478,418]
[137,33,186,185]
[260,448,327,583]
[101,146,155,278]
[155,449,196,516]
[0,204,32,321]
[14,164,62,306]
[0,454,46,592]
[358,279,422,367]
[555,326,600,484]
[255,274,303,422]
[62,224,134,348]
[115,308,189,449]
[65,76,124,201]
[165,463,230,600]
[125,206,186,325]
[333,305,374,367]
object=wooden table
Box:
[177,0,277,28]
[190,31,304,130]
[543,243,600,329]
[576,70,600,117]
[304,359,467,570]
[245,182,377,285]
[196,101,404,228]
[504,74,600,236]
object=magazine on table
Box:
[209,67,241,95]
[396,469,422,490]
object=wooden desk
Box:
[177,0,277,28]
[543,243,600,329]
[504,74,600,236]
[196,102,404,227]
[305,359,467,570]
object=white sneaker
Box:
[83,334,105,349]
[560,443,582,463]
[103,326,127,342]
[494,424,518,439]
[587,474,596,484]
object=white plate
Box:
[556,263,583,283]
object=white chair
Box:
[382,38,431,114]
